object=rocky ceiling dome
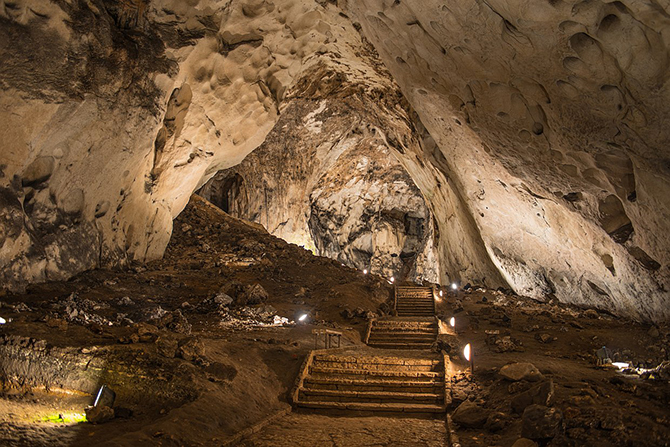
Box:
[1,0,669,322]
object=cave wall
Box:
[344,0,670,320]
[200,97,442,282]
[0,0,403,289]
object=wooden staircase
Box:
[366,318,438,349]
[395,286,435,317]
[294,353,446,417]
[292,285,447,419]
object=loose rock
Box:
[452,400,490,428]
[499,363,544,382]
[521,404,563,440]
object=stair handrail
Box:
[393,285,398,314]
[290,350,316,406]
[364,318,375,344]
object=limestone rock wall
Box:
[344,0,670,320]
[201,97,441,282]
[0,0,407,290]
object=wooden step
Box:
[314,355,438,366]
[368,333,437,340]
[396,304,434,307]
[296,400,446,415]
[312,361,436,372]
[396,308,435,317]
[368,332,437,338]
[303,377,443,392]
[310,366,443,379]
[366,342,434,350]
[369,327,436,333]
[299,388,443,404]
[373,322,436,328]
[368,338,436,345]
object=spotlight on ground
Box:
[92,384,115,408]
[449,317,455,328]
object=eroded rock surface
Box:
[344,0,670,321]
[200,98,440,282]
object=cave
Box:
[1,1,669,446]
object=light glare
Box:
[93,385,104,407]
[363,269,368,274]
[439,290,443,297]
[0,317,5,325]
[451,283,458,290]
[298,314,308,321]
[449,317,455,327]
[463,343,471,362]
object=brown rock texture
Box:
[1,0,669,321]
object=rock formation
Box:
[199,98,440,283]
[1,0,669,321]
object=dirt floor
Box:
[238,413,447,446]
[0,195,669,446]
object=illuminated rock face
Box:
[1,0,669,321]
[343,0,670,321]
[0,0,383,289]
[200,97,440,282]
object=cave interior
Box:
[0,0,669,446]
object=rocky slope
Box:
[1,0,669,321]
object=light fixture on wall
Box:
[363,269,368,275]
[451,283,458,291]
[449,317,455,328]
[463,343,473,374]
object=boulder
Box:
[521,405,563,440]
[135,323,159,342]
[241,283,269,305]
[511,380,555,413]
[156,336,178,358]
[85,405,114,424]
[214,293,234,307]
[22,156,55,187]
[499,363,543,382]
[178,337,205,361]
[484,411,508,432]
[452,401,490,428]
